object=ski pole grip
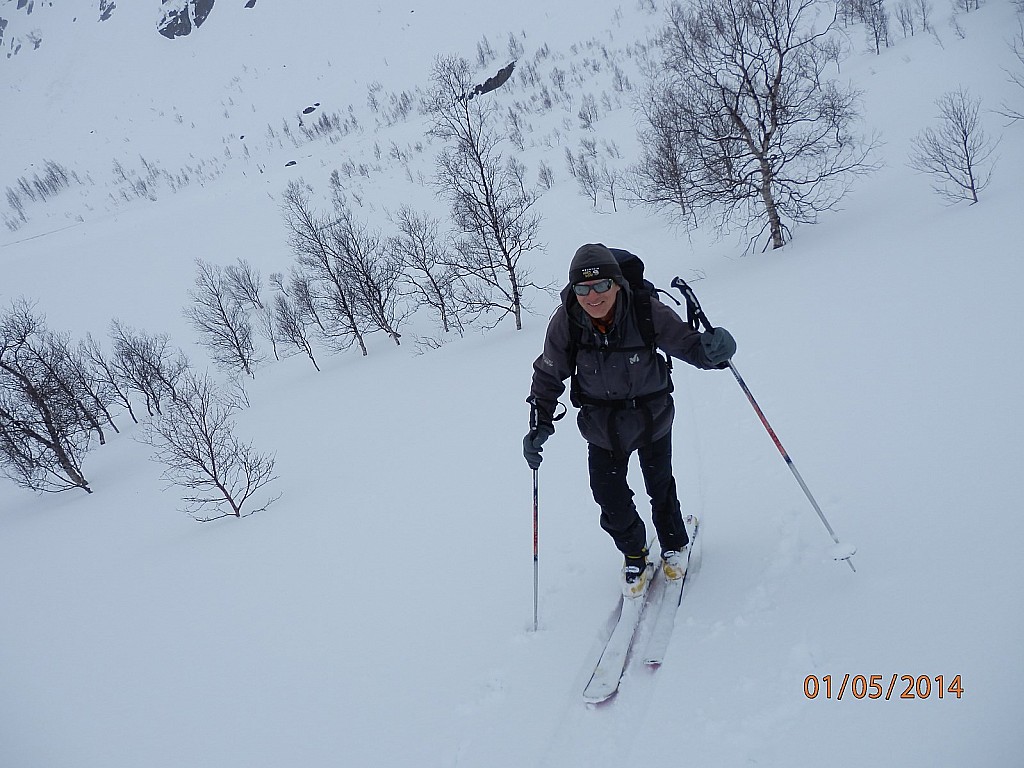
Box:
[671,277,713,331]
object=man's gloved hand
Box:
[523,424,554,470]
[700,326,737,368]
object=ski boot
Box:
[661,546,688,581]
[621,549,653,598]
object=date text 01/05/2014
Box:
[803,674,964,701]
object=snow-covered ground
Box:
[2,1,1022,766]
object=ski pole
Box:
[532,468,540,631]
[526,397,563,631]
[671,277,857,572]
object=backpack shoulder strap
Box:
[632,283,657,351]
[633,282,674,375]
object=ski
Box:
[582,563,659,703]
[643,515,700,667]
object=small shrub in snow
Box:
[909,87,998,204]
[142,368,278,521]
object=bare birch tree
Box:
[894,0,915,36]
[80,332,138,424]
[220,257,284,361]
[635,0,878,250]
[186,259,260,378]
[0,301,93,494]
[223,258,265,311]
[34,329,118,444]
[999,18,1024,124]
[109,320,189,417]
[271,290,321,371]
[281,180,368,355]
[425,55,545,329]
[916,0,933,32]
[389,205,464,335]
[864,0,892,53]
[330,201,408,345]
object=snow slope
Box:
[2,1,1023,766]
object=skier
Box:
[524,243,736,598]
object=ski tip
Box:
[583,677,618,704]
[583,673,620,705]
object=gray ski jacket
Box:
[529,283,716,455]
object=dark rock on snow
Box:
[158,0,216,40]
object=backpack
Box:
[567,248,679,409]
[608,248,661,350]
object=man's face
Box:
[574,278,620,320]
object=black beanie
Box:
[568,243,622,284]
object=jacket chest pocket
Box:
[580,348,632,399]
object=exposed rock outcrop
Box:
[158,0,216,40]
[99,1,116,23]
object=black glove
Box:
[523,424,554,470]
[700,327,736,368]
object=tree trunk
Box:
[759,162,785,249]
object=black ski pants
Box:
[587,430,689,557]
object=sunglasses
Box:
[573,279,615,296]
